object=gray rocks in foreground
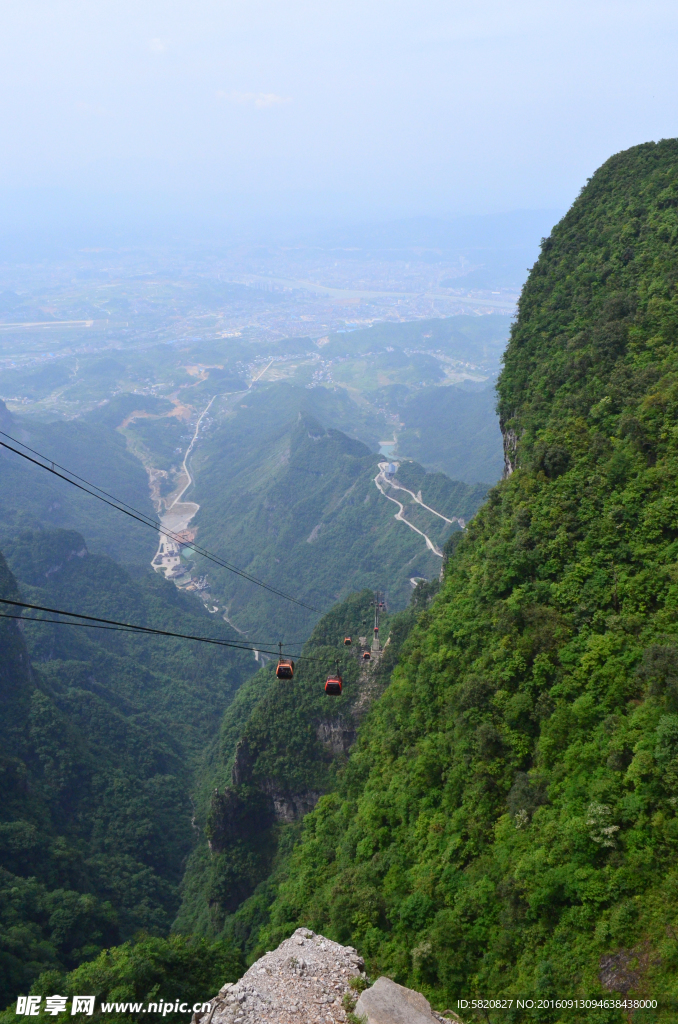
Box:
[356,975,449,1024]
[193,928,462,1024]
[193,928,365,1024]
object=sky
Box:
[1,0,677,236]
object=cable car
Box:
[325,673,343,696]
[343,636,352,646]
[362,651,371,661]
[276,658,295,680]
[275,643,294,680]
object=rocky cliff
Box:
[193,929,460,1024]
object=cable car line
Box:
[0,431,319,613]
[0,597,313,658]
[0,609,308,655]
[0,609,290,653]
[2,596,379,697]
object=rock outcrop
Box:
[193,929,364,1024]
[194,928,462,1024]
[356,976,459,1024]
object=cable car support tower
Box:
[372,590,384,656]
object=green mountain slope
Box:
[174,584,438,951]
[245,141,678,1019]
[0,534,252,1008]
[0,401,157,568]
[186,384,485,638]
[394,382,504,484]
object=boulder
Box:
[355,976,438,1024]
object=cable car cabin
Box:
[325,674,343,696]
[362,651,371,661]
[343,636,352,646]
[276,658,295,680]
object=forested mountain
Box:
[0,400,157,568]
[173,585,439,948]
[393,382,503,483]
[9,139,678,1022]
[187,389,484,638]
[0,536,250,1008]
[0,387,480,1015]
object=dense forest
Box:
[0,537,250,1017]
[0,383,471,1017]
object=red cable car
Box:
[325,673,343,696]
[362,651,371,661]
[275,642,294,680]
[276,658,295,680]
[343,636,352,646]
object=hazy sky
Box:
[1,0,677,229]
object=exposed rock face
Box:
[231,733,325,824]
[356,976,458,1024]
[501,426,518,478]
[260,780,324,823]
[193,928,365,1024]
[194,929,463,1024]
[231,737,254,787]
[206,787,274,856]
[315,718,356,756]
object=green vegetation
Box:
[189,387,483,638]
[0,935,242,1024]
[0,402,157,568]
[0,534,251,1007]
[197,141,678,1020]
[394,382,503,484]
[175,585,440,956]
[392,461,488,521]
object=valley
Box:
[0,297,502,1015]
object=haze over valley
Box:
[0,216,529,644]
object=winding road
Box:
[150,396,218,577]
[150,367,268,581]
[373,461,465,558]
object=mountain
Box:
[0,405,157,568]
[393,382,504,484]
[186,385,486,639]
[202,140,678,1012]
[0,534,251,1008]
[173,583,439,950]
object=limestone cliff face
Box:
[229,735,324,824]
[500,423,518,478]
[183,589,409,935]
[205,733,327,911]
[314,717,356,756]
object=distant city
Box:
[0,220,528,382]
